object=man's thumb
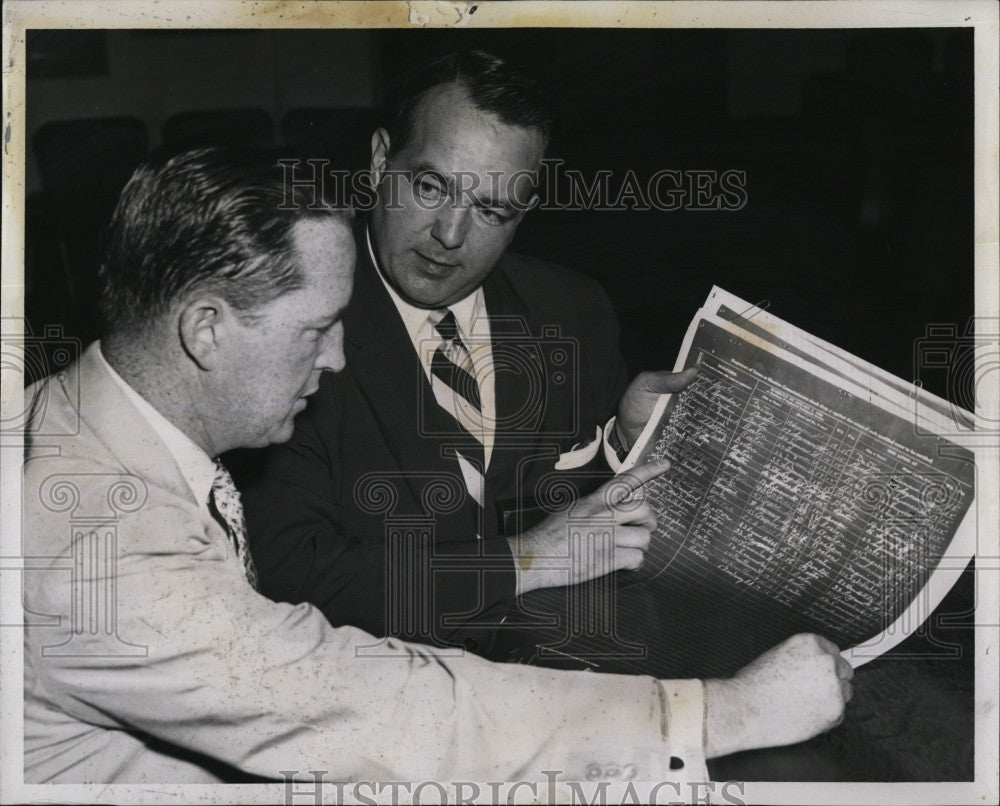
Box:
[641,367,698,393]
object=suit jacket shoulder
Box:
[492,251,620,324]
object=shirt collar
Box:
[366,226,486,344]
[96,342,217,511]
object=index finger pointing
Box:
[608,459,671,503]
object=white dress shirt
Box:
[97,345,216,519]
[368,230,496,494]
[366,229,620,474]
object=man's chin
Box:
[262,419,298,447]
[397,278,466,309]
[389,262,466,308]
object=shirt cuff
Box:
[658,678,709,782]
[603,416,640,473]
[553,425,603,470]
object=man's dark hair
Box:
[387,50,552,155]
[97,147,352,335]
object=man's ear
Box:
[178,297,226,370]
[370,128,391,180]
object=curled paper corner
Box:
[407,1,476,28]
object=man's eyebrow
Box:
[304,310,343,329]
[476,196,518,211]
[411,162,448,182]
[409,162,530,210]
[476,175,538,210]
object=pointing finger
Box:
[607,459,671,504]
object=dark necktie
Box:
[209,459,260,590]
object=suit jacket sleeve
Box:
[24,456,708,784]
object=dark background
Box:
[23,26,977,780]
[26,27,974,404]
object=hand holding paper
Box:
[702,633,854,757]
[616,367,699,449]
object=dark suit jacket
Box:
[235,231,630,653]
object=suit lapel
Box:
[343,234,464,510]
[481,262,553,486]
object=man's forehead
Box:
[291,216,354,258]
[405,83,544,169]
[290,219,355,294]
[402,82,544,205]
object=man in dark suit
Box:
[238,50,695,653]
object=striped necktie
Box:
[427,308,487,534]
[209,459,260,590]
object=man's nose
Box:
[430,204,470,251]
[317,321,346,373]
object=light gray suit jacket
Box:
[21,342,706,784]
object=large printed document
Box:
[626,288,979,667]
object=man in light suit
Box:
[22,147,852,784]
[239,50,698,653]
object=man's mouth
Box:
[415,251,458,272]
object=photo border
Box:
[2,2,997,804]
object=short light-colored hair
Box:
[97,147,352,335]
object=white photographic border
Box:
[2,2,997,804]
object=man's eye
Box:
[415,179,445,200]
[477,207,509,226]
